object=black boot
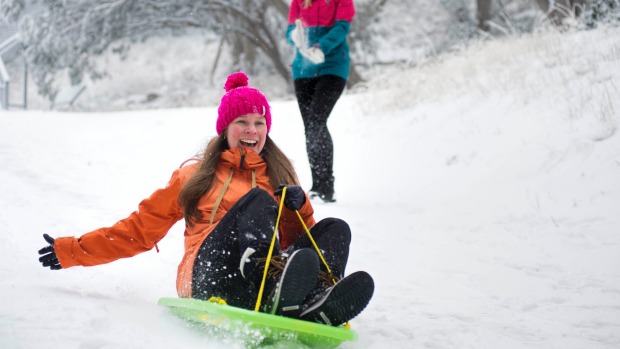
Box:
[309,176,336,203]
[264,248,320,318]
[300,271,374,326]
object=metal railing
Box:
[0,34,27,110]
[0,58,9,110]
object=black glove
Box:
[274,184,306,211]
[38,234,62,270]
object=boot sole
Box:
[270,248,319,318]
[300,271,374,326]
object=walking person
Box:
[37,71,373,326]
[286,0,356,203]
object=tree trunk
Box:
[534,0,551,12]
[347,62,362,87]
[266,0,289,17]
[476,0,493,31]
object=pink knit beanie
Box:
[216,71,272,135]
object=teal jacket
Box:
[286,0,355,80]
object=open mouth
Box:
[240,139,258,149]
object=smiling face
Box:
[225,113,268,154]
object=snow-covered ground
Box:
[1,25,620,349]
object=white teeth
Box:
[241,139,257,145]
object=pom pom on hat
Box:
[216,71,271,135]
[224,71,249,92]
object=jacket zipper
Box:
[240,149,246,170]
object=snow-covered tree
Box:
[584,0,620,27]
[1,0,385,100]
[0,0,24,22]
[533,0,588,24]
[0,0,287,99]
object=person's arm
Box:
[316,20,350,54]
[286,0,301,46]
[50,170,185,268]
[276,188,316,249]
[316,0,355,54]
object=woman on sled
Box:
[38,71,373,326]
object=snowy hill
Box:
[1,25,620,349]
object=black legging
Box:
[294,75,347,194]
[284,217,351,284]
[192,188,279,308]
[192,188,352,308]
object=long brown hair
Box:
[178,132,300,225]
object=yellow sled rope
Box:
[254,186,288,311]
[254,187,339,311]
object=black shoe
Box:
[309,176,336,203]
[308,190,336,203]
[265,248,319,318]
[300,271,374,326]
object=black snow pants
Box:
[191,188,351,308]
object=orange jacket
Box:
[54,147,316,297]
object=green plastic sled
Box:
[158,297,356,348]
